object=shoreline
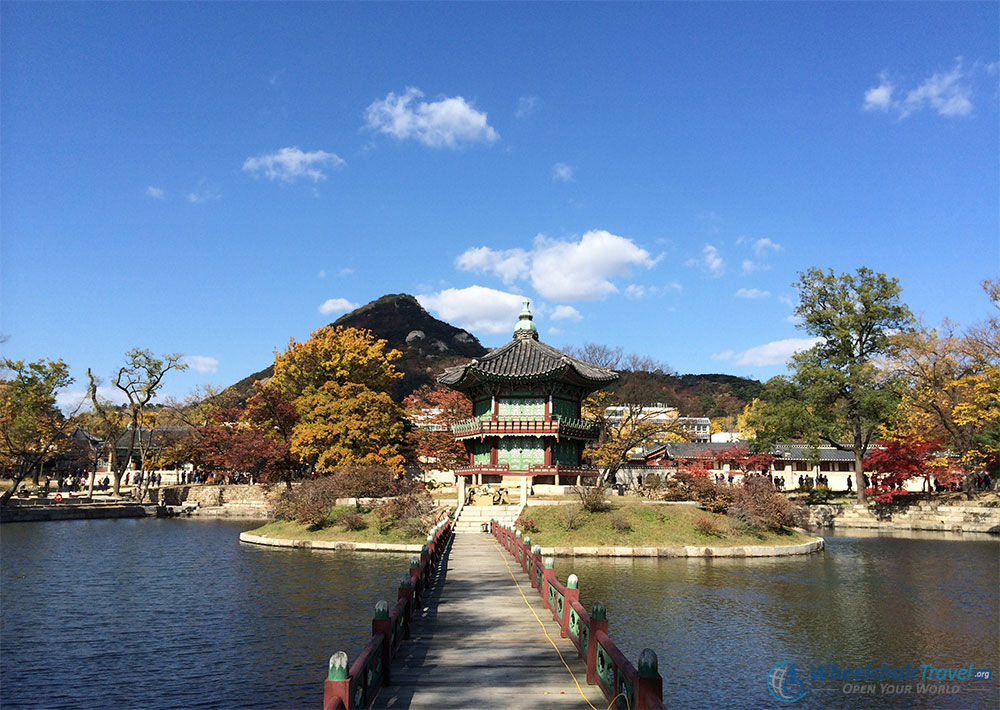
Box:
[239,528,825,557]
[239,531,424,552]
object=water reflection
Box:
[559,534,999,709]
[1,523,997,709]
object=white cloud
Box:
[864,75,895,112]
[902,60,973,117]
[417,286,525,334]
[742,259,757,274]
[777,295,795,307]
[752,238,782,256]
[515,95,539,119]
[552,163,574,182]
[712,337,822,367]
[243,147,345,183]
[456,230,656,302]
[183,355,219,374]
[865,60,980,119]
[456,246,530,284]
[625,283,679,299]
[697,244,723,276]
[145,186,166,200]
[338,267,354,277]
[186,181,220,204]
[319,298,359,315]
[318,270,327,279]
[365,88,499,148]
[530,231,657,301]
[550,305,582,321]
[735,288,771,300]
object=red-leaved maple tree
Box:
[863,437,944,503]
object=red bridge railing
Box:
[492,520,666,710]
[322,518,453,710]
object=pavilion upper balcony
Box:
[451,415,601,441]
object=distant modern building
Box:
[604,403,710,442]
[438,300,618,492]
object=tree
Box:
[403,384,472,472]
[747,267,914,503]
[887,280,1000,492]
[863,437,946,502]
[271,325,401,398]
[94,349,186,498]
[715,443,775,475]
[292,383,405,473]
[271,326,406,474]
[0,359,81,505]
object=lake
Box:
[1,521,997,709]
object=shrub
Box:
[271,476,342,528]
[670,471,737,513]
[561,505,584,531]
[728,476,805,532]
[610,513,632,532]
[332,464,397,501]
[572,486,613,513]
[372,492,433,536]
[339,511,366,531]
[694,515,724,537]
[517,515,539,534]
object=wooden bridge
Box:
[321,520,665,710]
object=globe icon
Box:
[767,661,808,702]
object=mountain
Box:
[224,293,761,417]
[224,294,487,402]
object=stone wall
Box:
[809,502,1000,534]
[154,484,273,508]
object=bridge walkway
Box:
[371,531,607,710]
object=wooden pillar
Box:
[544,439,552,466]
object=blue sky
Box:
[2,2,997,407]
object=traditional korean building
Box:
[438,300,618,494]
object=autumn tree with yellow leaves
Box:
[887,279,999,491]
[271,326,406,474]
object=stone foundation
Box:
[809,502,1000,534]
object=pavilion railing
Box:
[322,519,453,710]
[452,415,600,439]
[491,520,666,710]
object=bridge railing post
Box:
[398,574,413,639]
[324,651,351,710]
[636,648,664,709]
[562,574,579,639]
[586,602,608,685]
[530,545,542,589]
[514,530,522,564]
[542,557,555,610]
[372,601,392,686]
[520,536,531,573]
[409,556,422,605]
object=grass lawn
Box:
[516,503,813,548]
[246,505,435,544]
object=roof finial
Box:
[513,298,538,339]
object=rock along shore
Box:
[239,531,425,552]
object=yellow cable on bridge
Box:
[491,539,630,710]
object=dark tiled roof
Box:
[438,335,618,390]
[637,441,857,462]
